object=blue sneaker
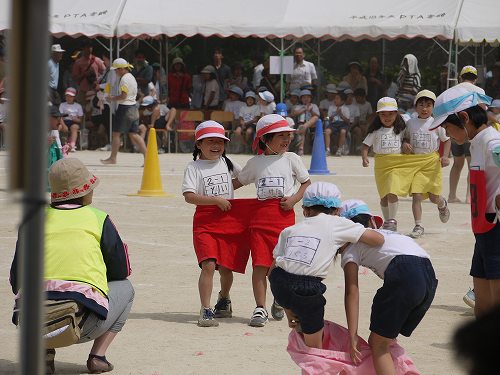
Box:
[198,307,219,327]
[463,288,475,308]
[214,293,232,318]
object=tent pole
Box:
[165,37,169,87]
[280,38,284,103]
[317,39,321,103]
[381,39,386,73]
[109,38,113,145]
[117,38,120,58]
[447,39,453,89]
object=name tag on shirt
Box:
[381,134,401,149]
[203,173,229,196]
[257,177,285,200]
[284,236,321,265]
[412,133,431,150]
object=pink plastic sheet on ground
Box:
[287,320,420,375]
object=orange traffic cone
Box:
[129,129,169,197]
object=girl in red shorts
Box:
[235,114,311,327]
[182,121,242,327]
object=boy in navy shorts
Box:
[325,92,350,156]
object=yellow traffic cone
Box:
[129,129,169,197]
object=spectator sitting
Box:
[285,89,301,114]
[201,65,219,110]
[223,85,245,121]
[59,87,83,153]
[259,68,280,100]
[325,92,350,156]
[131,49,153,97]
[344,88,360,154]
[227,63,248,91]
[351,88,373,154]
[235,91,260,153]
[138,95,176,153]
[343,61,368,92]
[258,90,276,116]
[319,84,338,119]
[293,89,320,156]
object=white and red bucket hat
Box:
[252,114,295,151]
[194,120,230,142]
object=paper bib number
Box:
[284,236,321,265]
[257,177,285,200]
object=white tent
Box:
[115,0,460,40]
[455,0,500,44]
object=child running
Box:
[429,86,499,318]
[234,114,311,327]
[182,121,242,327]
[402,89,451,237]
[361,97,406,231]
[339,199,438,375]
[269,182,384,348]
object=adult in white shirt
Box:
[101,58,147,165]
[48,44,65,105]
[286,47,318,93]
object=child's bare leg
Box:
[69,124,79,146]
[252,266,269,307]
[387,194,399,220]
[465,156,471,203]
[368,332,396,375]
[128,132,147,156]
[218,266,233,298]
[338,128,346,148]
[303,328,324,349]
[138,124,147,140]
[101,132,121,164]
[412,193,423,224]
[380,195,389,220]
[166,108,176,131]
[324,128,332,150]
[199,259,216,308]
[448,155,464,202]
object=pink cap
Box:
[65,87,77,97]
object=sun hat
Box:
[141,95,156,107]
[201,65,216,74]
[337,81,352,92]
[490,99,500,108]
[275,103,288,116]
[300,89,312,97]
[49,105,67,118]
[252,114,295,151]
[290,89,301,97]
[51,44,65,53]
[64,87,77,97]
[245,91,257,99]
[228,85,244,98]
[340,199,383,228]
[259,91,274,103]
[303,182,342,208]
[194,120,230,142]
[344,89,354,95]
[430,86,492,130]
[348,61,362,69]
[111,58,133,70]
[376,97,398,112]
[326,84,337,94]
[415,89,437,104]
[49,158,99,203]
[172,57,184,66]
[460,65,477,77]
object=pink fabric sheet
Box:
[287,320,420,375]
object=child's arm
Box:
[280,179,311,211]
[183,192,231,212]
[440,139,451,167]
[358,229,385,247]
[232,179,244,190]
[361,144,370,167]
[344,262,362,364]
[205,91,215,109]
[149,106,161,128]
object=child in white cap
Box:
[59,87,83,153]
[182,121,242,327]
[292,89,320,156]
[430,85,499,318]
[269,183,384,349]
[339,199,437,375]
[235,91,261,152]
[258,90,276,116]
[361,97,406,231]
[401,89,451,238]
[235,114,311,327]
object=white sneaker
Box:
[342,144,350,155]
[408,225,424,238]
[100,144,111,151]
[249,307,268,327]
[438,199,450,223]
[463,289,475,308]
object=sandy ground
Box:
[0,149,475,375]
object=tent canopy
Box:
[455,0,500,44]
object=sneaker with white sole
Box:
[214,293,232,318]
[408,225,424,238]
[335,148,342,156]
[271,299,284,321]
[463,288,475,308]
[438,199,450,223]
[249,307,268,327]
[197,307,219,327]
[100,144,111,151]
[382,219,397,232]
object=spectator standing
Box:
[168,57,192,109]
[48,44,65,105]
[227,63,248,91]
[131,50,153,97]
[72,40,105,107]
[151,63,168,103]
[366,56,386,109]
[396,54,421,107]
[201,65,220,110]
[212,48,232,106]
[252,54,264,89]
[343,62,368,93]
[485,62,500,99]
[286,47,318,93]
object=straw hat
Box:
[49,158,99,202]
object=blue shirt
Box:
[48,58,59,89]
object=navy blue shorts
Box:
[370,255,437,339]
[451,141,471,157]
[327,121,349,135]
[269,267,326,335]
[470,220,500,279]
[112,104,139,134]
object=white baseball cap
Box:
[326,84,338,94]
[415,89,437,104]
[253,114,295,151]
[64,87,77,97]
[303,182,342,208]
[430,85,492,130]
[490,99,500,108]
[51,44,65,53]
[111,58,133,70]
[194,120,230,142]
[141,96,156,107]
[340,199,383,228]
[376,97,398,112]
[258,91,274,103]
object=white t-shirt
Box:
[260,102,276,116]
[356,101,373,124]
[346,103,360,124]
[319,99,334,113]
[295,104,320,123]
[143,104,170,118]
[327,105,350,123]
[469,126,500,214]
[119,72,138,105]
[182,157,241,198]
[59,102,83,118]
[363,127,403,154]
[223,99,244,120]
[455,81,486,95]
[404,117,449,154]
[239,104,261,123]
[286,60,318,91]
[274,213,366,278]
[204,79,220,107]
[237,152,310,200]
[0,101,7,123]
[341,229,430,279]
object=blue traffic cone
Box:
[308,119,330,175]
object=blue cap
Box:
[300,89,312,97]
[290,89,301,97]
[245,91,257,99]
[141,95,156,106]
[229,85,244,97]
[276,103,287,116]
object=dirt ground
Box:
[0,150,474,374]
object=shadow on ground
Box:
[128,311,250,325]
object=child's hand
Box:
[215,197,232,212]
[402,142,413,154]
[349,336,362,364]
[280,197,296,211]
[362,157,369,167]
[440,156,450,167]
